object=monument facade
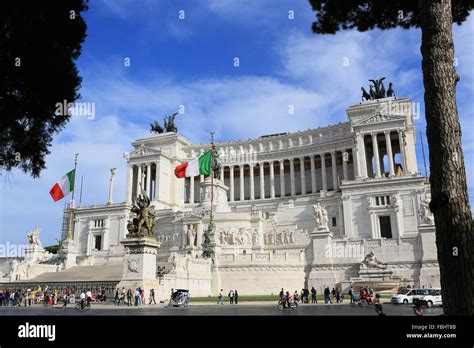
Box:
[3,95,440,299]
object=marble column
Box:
[125,165,133,204]
[299,157,306,195]
[279,160,285,197]
[249,164,255,200]
[154,161,159,200]
[199,175,204,202]
[189,176,195,204]
[259,162,265,199]
[385,131,395,176]
[358,133,368,178]
[342,151,348,181]
[331,151,337,190]
[372,133,381,178]
[398,130,408,174]
[219,167,224,181]
[338,203,345,237]
[270,161,275,199]
[136,165,142,195]
[146,163,152,196]
[353,140,361,180]
[310,155,316,194]
[229,165,235,201]
[289,158,296,196]
[321,153,327,191]
[239,165,245,201]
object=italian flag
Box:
[49,169,75,202]
[175,150,212,178]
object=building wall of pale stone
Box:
[4,97,440,296]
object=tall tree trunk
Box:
[419,0,474,315]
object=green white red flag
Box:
[49,169,75,202]
[175,150,212,178]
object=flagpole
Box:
[79,175,83,206]
[71,153,79,207]
[67,153,78,240]
[209,131,215,231]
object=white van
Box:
[418,288,442,307]
[391,288,428,304]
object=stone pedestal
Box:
[61,239,79,269]
[418,223,440,287]
[24,244,48,263]
[199,177,230,213]
[117,234,161,299]
[308,227,336,289]
[350,267,402,292]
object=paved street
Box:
[0,302,443,316]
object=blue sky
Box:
[1,0,473,247]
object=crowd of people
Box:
[0,285,109,308]
[113,287,157,306]
[217,289,239,305]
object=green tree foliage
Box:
[0,0,88,177]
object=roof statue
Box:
[361,78,395,101]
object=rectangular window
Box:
[386,196,391,205]
[380,196,385,205]
[95,235,102,250]
[375,197,380,206]
[379,216,392,238]
[332,217,337,227]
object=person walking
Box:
[413,305,423,316]
[217,289,224,305]
[324,287,330,304]
[114,288,120,305]
[234,290,239,304]
[149,289,156,305]
[374,303,386,316]
[121,287,126,305]
[137,287,142,305]
[134,288,140,306]
[86,289,92,307]
[62,292,69,308]
[349,286,354,304]
[79,290,86,309]
[228,290,234,304]
[127,289,132,306]
[336,289,341,303]
[311,287,317,303]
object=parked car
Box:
[170,289,190,307]
[391,288,428,304]
[415,288,442,308]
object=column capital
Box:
[248,162,255,168]
[239,164,244,169]
[384,130,392,136]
